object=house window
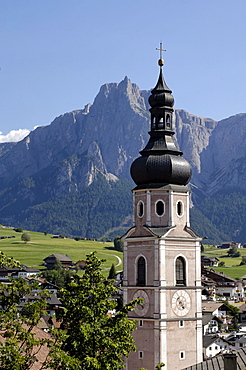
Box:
[215,346,218,350]
[139,351,143,359]
[137,257,146,286]
[209,346,212,350]
[137,201,144,218]
[176,257,186,286]
[155,200,165,217]
[180,351,185,360]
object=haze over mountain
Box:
[0,77,245,244]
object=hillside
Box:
[0,227,122,272]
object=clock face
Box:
[172,290,191,317]
[133,289,150,316]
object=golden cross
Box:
[156,42,166,59]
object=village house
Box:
[238,303,246,324]
[217,241,242,249]
[203,314,222,335]
[202,268,245,301]
[43,254,73,270]
[18,291,62,316]
[203,335,231,359]
[227,332,246,350]
[202,302,235,331]
[201,256,219,268]
[75,260,86,270]
[201,275,217,300]
[0,265,39,282]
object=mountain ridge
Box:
[0,76,245,243]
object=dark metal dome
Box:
[130,59,191,187]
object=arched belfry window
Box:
[137,256,146,286]
[176,257,186,286]
[166,114,171,128]
[158,115,164,129]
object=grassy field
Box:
[0,227,123,274]
[2,229,245,280]
[203,245,246,279]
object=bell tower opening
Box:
[175,256,186,286]
[137,256,146,286]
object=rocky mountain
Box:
[0,76,245,243]
[195,113,246,196]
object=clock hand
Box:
[177,298,185,309]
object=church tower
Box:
[123,50,203,370]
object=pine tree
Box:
[108,263,116,279]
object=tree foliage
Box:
[56,252,140,369]
[0,276,51,369]
[195,191,246,244]
[114,236,124,252]
[40,258,75,288]
[13,176,133,239]
[225,301,240,331]
[0,251,141,369]
[108,263,116,279]
[218,261,225,267]
[21,232,30,243]
[227,245,240,257]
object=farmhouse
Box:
[43,254,73,270]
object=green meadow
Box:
[203,245,246,279]
[0,228,123,273]
[2,229,246,280]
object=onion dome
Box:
[130,57,191,187]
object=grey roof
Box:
[182,348,246,369]
[202,302,224,313]
[203,335,220,348]
[202,302,234,315]
[44,254,72,262]
[183,355,224,370]
[143,225,201,238]
[20,266,40,272]
[203,335,230,349]
[202,314,222,326]
[145,225,175,237]
[202,314,214,326]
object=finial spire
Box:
[156,42,166,66]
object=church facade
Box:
[123,54,203,370]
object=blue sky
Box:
[1,0,246,141]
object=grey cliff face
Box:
[195,113,246,196]
[0,77,150,199]
[0,75,244,213]
[174,109,218,182]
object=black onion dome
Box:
[130,153,191,186]
[130,58,191,187]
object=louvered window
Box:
[176,257,186,286]
[137,257,146,286]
